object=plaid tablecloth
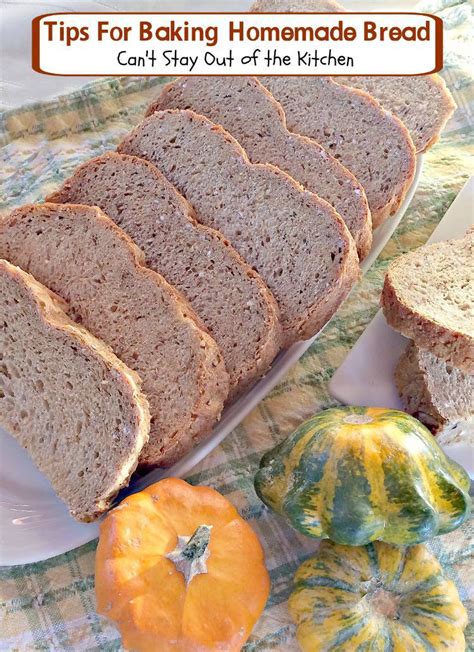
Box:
[1,2,473,648]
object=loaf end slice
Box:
[395,342,474,432]
[0,259,150,522]
[147,76,372,259]
[46,152,282,399]
[0,203,229,468]
[118,109,360,346]
[382,230,474,373]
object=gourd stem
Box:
[165,524,213,586]
[182,525,212,561]
[343,414,373,425]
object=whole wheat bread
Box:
[382,230,474,374]
[259,77,416,228]
[0,204,229,467]
[335,76,456,154]
[0,259,150,521]
[146,76,372,259]
[118,109,359,345]
[46,153,282,398]
[395,342,474,432]
[251,0,456,154]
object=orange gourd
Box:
[95,478,270,652]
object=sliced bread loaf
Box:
[395,342,474,432]
[382,230,474,374]
[46,153,282,398]
[146,76,372,259]
[260,77,416,228]
[334,76,456,154]
[118,109,359,345]
[0,258,150,521]
[0,204,229,467]
[251,0,456,154]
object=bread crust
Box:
[383,279,474,374]
[382,232,474,374]
[147,76,372,260]
[418,74,457,153]
[395,342,474,432]
[251,0,455,154]
[46,152,282,400]
[335,73,456,154]
[0,259,150,521]
[1,203,230,467]
[260,77,417,229]
[250,0,456,154]
[119,109,360,346]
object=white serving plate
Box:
[330,177,474,478]
[0,158,424,566]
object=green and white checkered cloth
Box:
[1,2,473,648]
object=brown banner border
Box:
[31,12,444,77]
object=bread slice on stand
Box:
[382,230,474,374]
[395,342,474,432]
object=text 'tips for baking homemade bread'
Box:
[0,259,150,521]
[0,204,229,467]
[118,109,359,346]
[47,152,282,398]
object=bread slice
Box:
[0,204,229,467]
[382,230,474,374]
[118,109,359,345]
[46,153,282,398]
[259,77,416,228]
[251,0,456,154]
[335,76,456,154]
[146,76,372,259]
[251,0,345,10]
[0,259,150,521]
[395,342,474,432]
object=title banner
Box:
[32,13,442,76]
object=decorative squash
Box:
[289,539,468,651]
[254,406,470,545]
[95,478,270,652]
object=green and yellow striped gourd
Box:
[254,407,470,545]
[289,540,468,651]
